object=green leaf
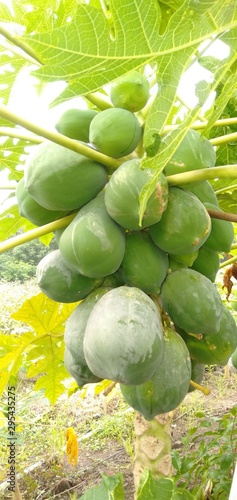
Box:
[173,488,195,500]
[78,473,124,500]
[137,470,174,500]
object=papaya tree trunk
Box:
[133,411,174,496]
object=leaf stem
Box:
[210,131,237,146]
[166,165,237,185]
[162,117,237,135]
[0,25,42,65]
[0,185,16,190]
[0,214,77,254]
[215,184,237,194]
[85,92,113,110]
[189,380,210,395]
[220,254,237,269]
[0,127,42,143]
[0,104,118,169]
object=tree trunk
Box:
[133,411,174,496]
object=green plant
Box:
[172,407,237,499]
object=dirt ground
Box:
[1,367,237,500]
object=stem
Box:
[207,209,237,223]
[210,131,237,146]
[189,380,210,395]
[0,25,42,65]
[0,127,42,143]
[0,104,118,170]
[162,116,237,135]
[85,92,113,111]
[220,254,237,269]
[176,93,206,122]
[231,243,237,250]
[215,183,237,194]
[0,185,16,190]
[0,214,77,254]
[166,165,237,185]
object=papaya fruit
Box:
[149,187,211,255]
[89,108,142,158]
[161,268,223,335]
[55,108,97,142]
[59,193,125,278]
[120,328,191,420]
[177,306,237,366]
[110,71,150,112]
[117,231,169,294]
[183,181,218,206]
[188,360,205,392]
[163,129,216,177]
[64,346,101,387]
[83,286,164,385]
[231,347,237,370]
[104,159,168,230]
[203,203,234,253]
[64,287,111,360]
[190,245,219,282]
[37,250,102,303]
[169,250,199,267]
[16,178,70,226]
[24,140,108,211]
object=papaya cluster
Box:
[16,71,237,420]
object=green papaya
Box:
[89,108,142,158]
[149,187,211,255]
[101,273,124,288]
[117,231,169,294]
[104,159,168,230]
[231,347,237,370]
[59,193,125,278]
[64,346,101,387]
[169,251,199,267]
[55,108,97,142]
[120,328,191,420]
[83,286,164,385]
[16,178,70,226]
[190,245,219,282]
[203,203,234,253]
[64,287,111,360]
[177,306,237,366]
[163,129,216,177]
[168,257,187,272]
[161,269,223,334]
[37,250,102,303]
[182,181,218,205]
[25,141,108,211]
[110,71,150,112]
[188,360,205,393]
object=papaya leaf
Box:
[216,191,237,214]
[0,331,35,396]
[173,489,195,500]
[78,472,124,500]
[136,469,174,500]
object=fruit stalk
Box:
[133,411,174,496]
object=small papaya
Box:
[89,108,142,158]
[163,129,216,177]
[55,108,97,142]
[161,268,223,335]
[36,250,102,303]
[203,203,234,253]
[120,328,191,420]
[16,178,70,226]
[169,251,199,267]
[64,287,111,360]
[188,360,205,393]
[64,346,101,387]
[149,187,211,255]
[190,245,219,282]
[183,181,218,206]
[110,71,150,112]
[83,286,164,385]
[104,159,168,230]
[117,231,169,294]
[178,306,237,366]
[24,140,108,211]
[59,193,125,278]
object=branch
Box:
[0,25,42,65]
[0,104,118,170]
[0,214,77,254]
[207,209,237,223]
[166,165,237,185]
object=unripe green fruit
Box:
[110,71,150,112]
[16,178,70,226]
[25,141,108,211]
[105,159,168,230]
[64,346,101,387]
[89,108,142,158]
[204,202,234,253]
[36,250,102,303]
[55,108,98,142]
[190,245,219,282]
